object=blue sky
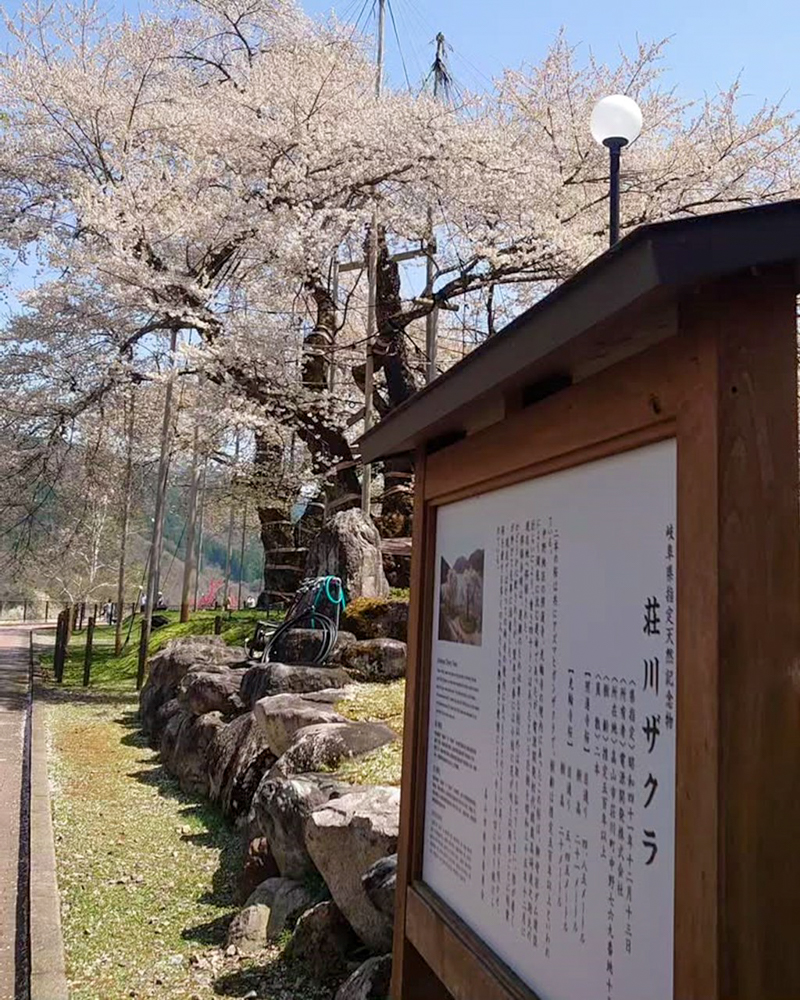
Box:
[300,0,800,111]
[1,0,796,106]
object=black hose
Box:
[264,607,339,665]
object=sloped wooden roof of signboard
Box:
[359,199,800,462]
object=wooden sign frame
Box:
[390,266,800,1000]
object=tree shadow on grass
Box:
[181,911,233,947]
[127,761,245,910]
[212,954,336,999]
[117,708,142,729]
[120,727,149,749]
[179,811,245,908]
[36,684,140,707]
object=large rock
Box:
[334,638,407,682]
[239,837,280,903]
[268,628,357,667]
[286,901,359,982]
[247,774,353,879]
[254,693,348,757]
[226,877,318,953]
[340,597,409,643]
[305,510,389,600]
[140,636,247,737]
[177,666,243,717]
[159,709,225,797]
[159,706,187,769]
[305,787,400,952]
[271,722,396,779]
[335,955,392,1000]
[207,712,276,820]
[151,697,182,745]
[362,854,397,921]
[240,662,350,708]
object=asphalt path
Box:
[0,627,31,999]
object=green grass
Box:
[333,680,405,786]
[47,694,335,1000]
[335,679,405,734]
[34,610,276,690]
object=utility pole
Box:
[180,421,201,622]
[361,0,386,517]
[426,32,448,384]
[222,432,240,610]
[193,457,208,611]
[137,328,178,689]
[114,393,135,655]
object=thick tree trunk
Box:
[372,238,416,537]
[253,435,305,606]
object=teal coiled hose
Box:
[261,575,346,665]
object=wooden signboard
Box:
[360,202,800,1000]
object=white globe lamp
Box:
[590,94,643,246]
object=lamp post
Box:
[590,94,643,247]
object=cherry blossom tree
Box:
[0,0,797,589]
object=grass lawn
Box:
[41,608,404,996]
[333,681,405,786]
[34,610,272,690]
[46,691,335,1000]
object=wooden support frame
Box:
[391,265,800,1000]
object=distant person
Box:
[104,600,113,625]
[155,591,168,611]
[139,592,146,613]
[245,595,256,609]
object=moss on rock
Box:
[340,596,409,642]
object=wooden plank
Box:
[424,328,687,502]
[430,420,675,510]
[406,884,541,1000]
[672,312,720,1000]
[381,537,413,556]
[711,266,800,998]
[392,448,451,1000]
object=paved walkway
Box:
[0,628,29,999]
[0,627,68,1000]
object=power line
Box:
[386,0,412,92]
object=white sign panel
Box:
[423,439,676,1000]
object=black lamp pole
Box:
[605,137,626,247]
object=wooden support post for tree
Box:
[82,617,95,687]
[52,614,60,682]
[137,619,147,685]
[138,328,178,690]
[237,502,247,612]
[180,422,201,623]
[44,601,49,623]
[223,432,240,610]
[78,602,85,633]
[214,615,222,635]
[193,458,208,612]
[54,611,67,684]
[22,599,27,622]
[115,392,135,655]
